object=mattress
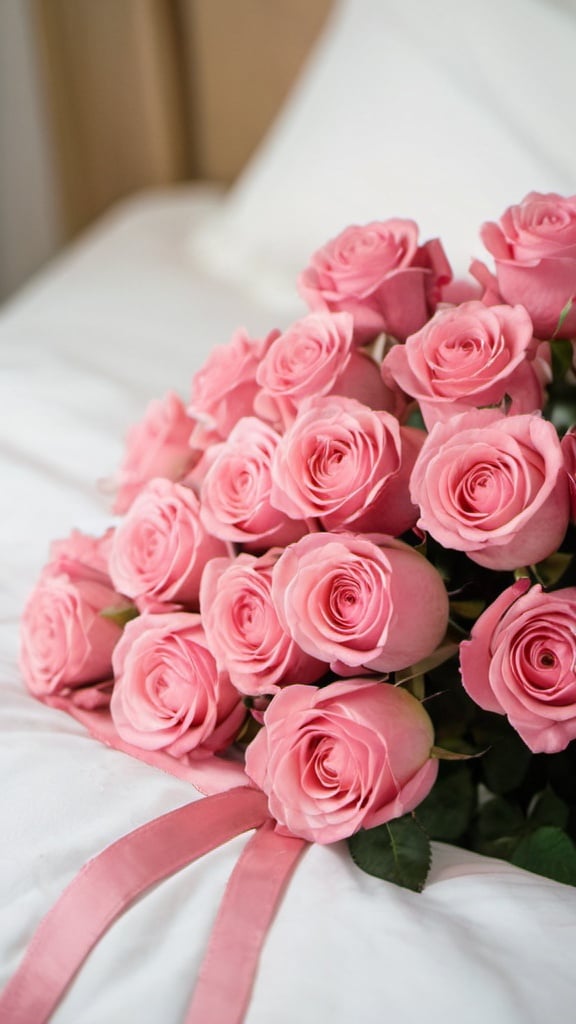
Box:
[1,188,576,1024]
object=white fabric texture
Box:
[189,0,576,310]
[1,188,576,1023]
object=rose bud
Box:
[188,327,279,448]
[410,409,570,570]
[271,532,448,674]
[383,301,547,430]
[200,551,325,696]
[270,395,423,536]
[254,311,395,426]
[199,417,307,552]
[460,579,576,753]
[245,679,438,843]
[477,192,576,339]
[110,392,197,514]
[298,219,451,344]
[109,478,227,610]
[111,613,245,757]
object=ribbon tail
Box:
[186,820,307,1024]
[0,786,268,1024]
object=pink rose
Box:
[383,302,545,429]
[111,613,244,756]
[271,532,448,673]
[460,579,576,753]
[254,311,395,425]
[298,220,452,344]
[109,478,227,610]
[200,551,325,696]
[20,569,126,699]
[245,680,438,843]
[199,418,307,551]
[111,392,197,514]
[410,410,570,570]
[478,192,576,338]
[48,527,115,584]
[270,396,423,536]
[188,328,279,448]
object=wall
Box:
[0,0,62,302]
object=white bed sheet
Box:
[1,189,576,1024]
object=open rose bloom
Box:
[245,680,438,844]
[460,579,576,754]
[20,193,576,897]
[475,192,576,339]
[298,219,451,344]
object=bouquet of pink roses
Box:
[18,192,576,903]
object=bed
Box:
[2,1,576,1021]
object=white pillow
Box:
[190,0,576,311]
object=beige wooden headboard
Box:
[34,0,334,237]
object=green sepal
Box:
[513,567,531,581]
[395,641,459,699]
[531,552,573,589]
[400,673,426,701]
[551,297,574,340]
[100,604,139,629]
[235,713,260,746]
[511,827,576,886]
[449,598,486,620]
[431,744,485,761]
[348,813,431,893]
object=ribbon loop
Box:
[0,787,269,1024]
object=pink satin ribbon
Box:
[186,820,306,1024]
[44,693,248,795]
[0,786,305,1024]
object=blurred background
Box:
[3,0,576,306]
[0,0,332,302]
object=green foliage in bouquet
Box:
[348,518,576,891]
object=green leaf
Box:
[475,796,524,839]
[100,604,139,629]
[426,654,478,740]
[481,731,532,794]
[528,788,569,830]
[472,796,525,859]
[348,814,431,893]
[511,827,576,886]
[415,768,475,841]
